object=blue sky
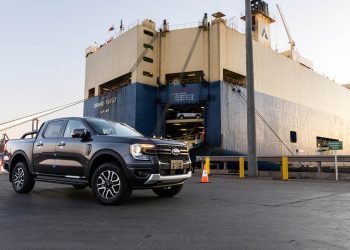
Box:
[0,0,349,138]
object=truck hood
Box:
[97,135,185,147]
[149,138,186,146]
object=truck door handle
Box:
[36,141,43,147]
[58,141,66,147]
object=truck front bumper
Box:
[144,171,192,185]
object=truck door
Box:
[54,119,90,177]
[33,120,67,175]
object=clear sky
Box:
[0,0,349,138]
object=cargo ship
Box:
[83,0,350,167]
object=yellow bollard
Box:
[239,157,245,178]
[282,156,288,181]
[205,157,210,175]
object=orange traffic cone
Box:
[200,164,210,183]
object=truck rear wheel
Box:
[12,162,35,193]
[152,184,183,198]
[91,162,130,205]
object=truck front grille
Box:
[156,144,188,152]
[156,144,190,164]
[157,154,189,163]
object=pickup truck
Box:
[3,117,192,205]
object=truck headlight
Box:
[130,144,155,161]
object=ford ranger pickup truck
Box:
[3,117,192,205]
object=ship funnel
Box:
[241,0,275,48]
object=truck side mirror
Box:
[72,129,91,140]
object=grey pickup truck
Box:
[3,117,192,205]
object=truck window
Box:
[86,118,142,137]
[64,120,87,138]
[43,120,66,138]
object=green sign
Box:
[328,141,343,150]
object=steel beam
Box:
[245,0,258,177]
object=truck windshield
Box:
[86,118,143,137]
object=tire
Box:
[152,184,183,198]
[11,162,35,194]
[195,114,200,119]
[73,184,87,189]
[91,162,130,205]
[179,115,184,119]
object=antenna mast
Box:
[276,4,295,51]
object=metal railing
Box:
[168,16,245,34]
[196,155,350,163]
[169,21,202,30]
[197,155,350,181]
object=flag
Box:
[108,25,114,32]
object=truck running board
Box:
[34,175,88,185]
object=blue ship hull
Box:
[84,81,350,171]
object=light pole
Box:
[245,0,258,177]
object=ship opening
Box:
[98,72,132,96]
[164,103,206,149]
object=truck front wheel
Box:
[11,162,35,193]
[152,184,183,198]
[91,162,130,205]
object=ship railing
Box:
[223,76,245,86]
[113,19,140,39]
[91,20,141,52]
[164,16,245,34]
[226,16,245,34]
[125,19,141,31]
[169,21,202,31]
[167,77,201,85]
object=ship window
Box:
[144,30,154,37]
[143,71,153,78]
[143,56,154,63]
[252,17,256,31]
[143,43,154,50]
[290,131,297,143]
[88,88,95,98]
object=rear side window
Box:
[64,120,87,138]
[43,120,65,138]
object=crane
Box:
[276,4,295,51]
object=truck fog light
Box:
[135,169,151,178]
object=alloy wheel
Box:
[13,167,25,190]
[97,170,121,200]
